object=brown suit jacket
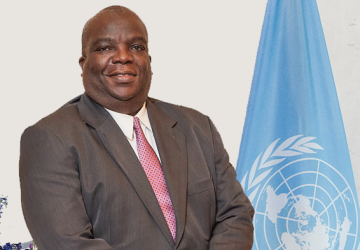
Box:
[20,94,254,250]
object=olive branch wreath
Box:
[240,135,324,203]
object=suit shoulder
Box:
[149,97,209,123]
[23,95,84,136]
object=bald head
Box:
[81,6,148,56]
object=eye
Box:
[96,47,113,52]
[131,45,145,51]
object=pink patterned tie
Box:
[133,117,176,241]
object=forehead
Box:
[88,13,148,42]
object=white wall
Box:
[0,0,358,244]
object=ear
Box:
[79,56,86,70]
[149,55,152,63]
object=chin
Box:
[111,94,147,105]
[110,91,136,101]
[111,87,148,102]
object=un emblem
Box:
[240,135,359,250]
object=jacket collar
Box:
[77,93,110,129]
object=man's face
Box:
[79,13,152,112]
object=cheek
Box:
[137,54,151,70]
[89,56,108,74]
[139,60,152,76]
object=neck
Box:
[104,101,144,116]
[84,91,147,116]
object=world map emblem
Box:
[240,135,359,250]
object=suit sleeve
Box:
[207,118,255,250]
[19,125,115,250]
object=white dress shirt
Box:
[105,103,161,163]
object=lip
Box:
[106,70,137,83]
[107,70,137,76]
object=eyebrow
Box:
[130,36,148,44]
[90,36,148,50]
[91,37,114,47]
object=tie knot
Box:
[133,117,141,131]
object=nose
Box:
[112,46,133,64]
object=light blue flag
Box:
[236,0,360,249]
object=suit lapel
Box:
[77,94,176,247]
[147,100,188,247]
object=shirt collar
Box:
[105,102,152,141]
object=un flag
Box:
[236,0,360,249]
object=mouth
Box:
[106,70,137,83]
[107,70,136,76]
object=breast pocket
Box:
[187,176,216,237]
[188,176,214,196]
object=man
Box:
[20,6,254,250]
